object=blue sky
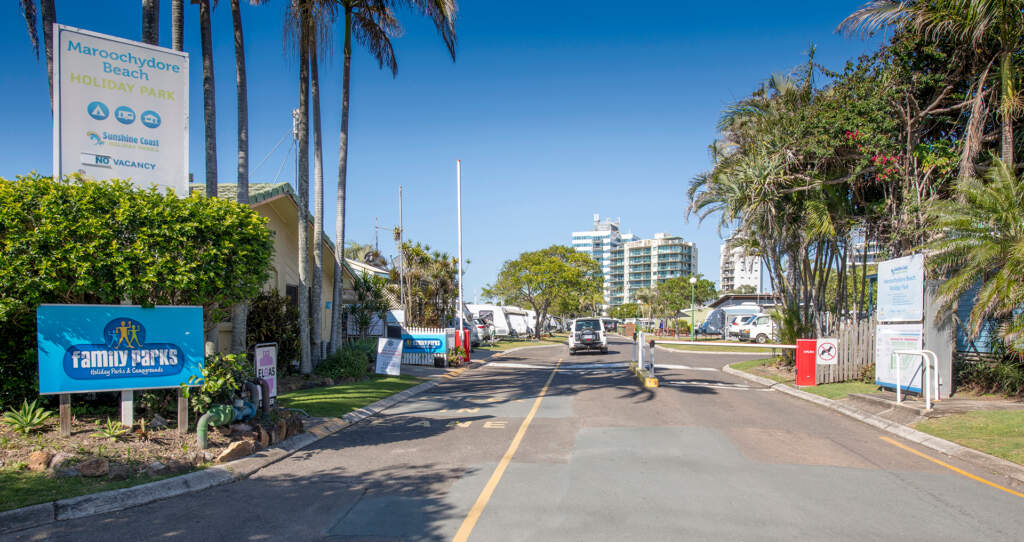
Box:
[4,1,880,299]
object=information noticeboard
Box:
[875,323,924,392]
[375,338,403,376]
[53,24,189,194]
[37,304,204,394]
[877,255,925,323]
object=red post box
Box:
[795,339,817,386]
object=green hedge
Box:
[0,174,273,408]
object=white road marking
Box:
[655,364,720,372]
[487,362,628,370]
[663,380,771,391]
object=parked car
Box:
[448,319,480,347]
[569,318,608,355]
[726,314,757,339]
[473,318,492,343]
[601,318,617,333]
[737,313,777,344]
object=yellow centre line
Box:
[880,436,1024,499]
[451,358,562,542]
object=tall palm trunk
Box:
[311,47,324,366]
[1000,51,1015,171]
[329,7,352,353]
[41,0,56,109]
[230,0,250,354]
[199,0,218,198]
[171,0,184,51]
[142,0,159,45]
[297,18,312,375]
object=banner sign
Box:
[877,254,925,322]
[53,24,189,194]
[254,343,277,402]
[401,333,446,354]
[37,305,203,394]
[375,338,403,376]
[875,323,924,392]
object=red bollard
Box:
[796,339,817,386]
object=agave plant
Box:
[2,399,54,435]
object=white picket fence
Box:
[400,326,456,366]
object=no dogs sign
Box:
[816,338,839,365]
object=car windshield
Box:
[575,319,601,331]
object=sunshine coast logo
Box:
[63,318,184,380]
[87,131,104,145]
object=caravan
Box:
[504,306,530,337]
[466,304,512,337]
[698,303,761,339]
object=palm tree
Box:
[19,0,57,107]
[923,159,1024,342]
[311,45,326,365]
[346,240,387,268]
[198,0,218,198]
[329,0,458,353]
[289,0,313,374]
[230,0,253,354]
[142,0,159,45]
[171,0,184,51]
[840,0,1024,173]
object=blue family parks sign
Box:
[401,333,447,354]
[37,304,204,395]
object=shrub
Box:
[1,399,54,435]
[315,341,374,380]
[0,174,272,409]
[246,290,300,375]
[182,353,253,415]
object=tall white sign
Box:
[53,25,189,194]
[875,323,924,392]
[877,254,925,322]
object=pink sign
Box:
[254,343,277,402]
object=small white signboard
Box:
[816,338,839,365]
[877,255,925,323]
[254,343,277,403]
[875,323,924,392]
[376,338,403,376]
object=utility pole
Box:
[457,161,464,338]
[398,186,406,313]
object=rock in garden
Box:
[107,463,131,481]
[77,458,109,477]
[229,423,253,434]
[150,414,168,429]
[27,451,54,472]
[287,416,303,437]
[56,467,80,478]
[215,425,232,437]
[48,452,75,472]
[165,460,189,474]
[215,440,254,463]
[258,426,271,448]
[145,461,168,476]
[274,418,289,442]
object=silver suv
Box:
[569,318,608,355]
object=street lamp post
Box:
[689,276,697,341]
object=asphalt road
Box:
[10,336,1024,541]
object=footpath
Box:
[724,364,1024,489]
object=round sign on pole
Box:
[816,338,839,365]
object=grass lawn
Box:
[793,381,881,400]
[276,376,421,418]
[0,469,170,513]
[914,411,1024,466]
[662,343,778,354]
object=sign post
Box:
[874,255,926,395]
[376,338,403,376]
[53,24,189,193]
[254,343,278,405]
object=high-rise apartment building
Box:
[719,237,762,293]
[571,214,634,310]
[622,233,698,304]
[572,216,697,310]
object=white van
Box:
[737,313,777,343]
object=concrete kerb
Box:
[0,373,465,535]
[723,364,1024,487]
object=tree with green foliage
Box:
[484,246,601,339]
[391,241,459,327]
[608,303,640,321]
[731,285,757,295]
[0,174,273,407]
[348,273,390,339]
[656,275,717,314]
